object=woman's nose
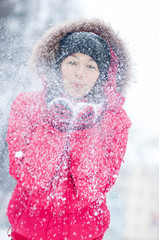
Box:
[75,66,85,79]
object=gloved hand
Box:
[48,98,73,130]
[73,105,95,130]
[47,99,102,131]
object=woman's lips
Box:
[72,82,84,88]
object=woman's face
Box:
[61,53,100,98]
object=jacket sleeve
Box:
[6,93,68,191]
[69,109,131,209]
[6,93,33,180]
[100,109,132,192]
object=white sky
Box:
[80,0,159,136]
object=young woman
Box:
[6,19,131,240]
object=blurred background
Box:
[0,0,159,239]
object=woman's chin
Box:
[65,91,86,99]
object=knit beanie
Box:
[55,32,111,80]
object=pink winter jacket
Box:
[6,19,131,240]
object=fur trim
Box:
[29,18,132,95]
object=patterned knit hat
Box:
[55,32,111,80]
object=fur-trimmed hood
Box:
[29,18,131,96]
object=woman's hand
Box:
[72,105,95,129]
[48,99,73,130]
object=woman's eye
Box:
[87,65,96,70]
[68,61,77,65]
